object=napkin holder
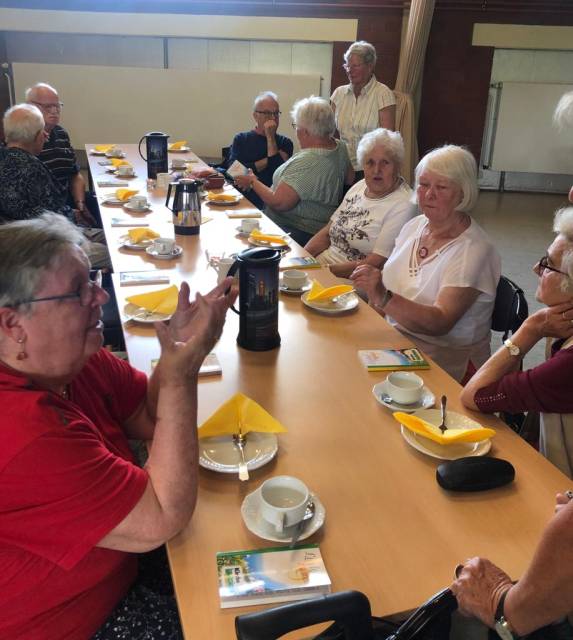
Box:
[436,457,515,492]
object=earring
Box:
[16,337,27,361]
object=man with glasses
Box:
[25,82,98,227]
[0,103,110,269]
[224,91,293,209]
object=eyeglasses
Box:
[16,270,103,307]
[32,101,64,112]
[537,255,568,277]
[343,63,366,72]
[255,110,281,117]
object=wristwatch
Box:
[494,589,519,639]
[504,339,521,357]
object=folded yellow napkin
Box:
[307,280,354,302]
[116,188,139,201]
[198,392,288,439]
[169,140,187,150]
[127,228,160,243]
[249,229,288,246]
[126,285,179,315]
[111,158,132,168]
[394,412,496,445]
[94,144,115,152]
[207,193,236,202]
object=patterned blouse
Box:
[0,146,73,222]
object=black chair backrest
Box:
[235,588,457,640]
[491,275,529,342]
[235,590,374,640]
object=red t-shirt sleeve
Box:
[475,346,573,414]
[0,419,148,571]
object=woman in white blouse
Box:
[304,128,415,279]
[331,41,396,178]
[351,145,501,382]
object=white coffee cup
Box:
[240,219,260,233]
[214,257,235,284]
[156,172,174,190]
[282,269,309,290]
[153,237,176,255]
[129,195,148,210]
[117,164,135,177]
[385,371,424,405]
[260,476,309,533]
[108,147,124,157]
[172,158,187,169]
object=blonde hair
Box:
[413,145,478,213]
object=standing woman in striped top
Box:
[331,41,396,183]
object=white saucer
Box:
[124,202,152,213]
[101,196,125,206]
[105,151,126,159]
[168,146,190,152]
[145,245,183,260]
[301,291,359,315]
[235,225,261,237]
[89,149,107,155]
[372,380,435,413]
[123,302,172,324]
[119,235,154,251]
[199,432,278,473]
[249,237,291,250]
[398,409,492,460]
[279,280,311,295]
[241,488,326,543]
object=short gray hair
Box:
[253,91,278,110]
[0,212,85,310]
[3,103,44,145]
[553,206,573,291]
[25,82,58,102]
[356,128,404,170]
[413,145,479,213]
[291,96,335,138]
[553,91,573,131]
[344,41,377,66]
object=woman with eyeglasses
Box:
[461,206,573,477]
[330,41,396,182]
[0,213,236,639]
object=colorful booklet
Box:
[216,544,331,609]
[358,347,430,371]
[279,255,321,271]
[120,271,170,286]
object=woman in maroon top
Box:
[460,206,573,477]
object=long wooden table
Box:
[87,144,570,639]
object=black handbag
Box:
[235,587,456,640]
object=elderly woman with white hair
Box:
[304,128,415,278]
[236,95,353,246]
[461,207,573,476]
[330,41,396,179]
[351,145,501,382]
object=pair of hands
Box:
[155,278,238,384]
[525,301,573,342]
[349,264,385,305]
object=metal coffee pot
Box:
[166,178,202,236]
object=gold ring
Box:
[454,563,464,579]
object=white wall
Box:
[481,49,573,192]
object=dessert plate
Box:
[199,432,278,473]
[301,291,359,315]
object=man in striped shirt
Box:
[25,82,97,227]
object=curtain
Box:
[394,0,436,185]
